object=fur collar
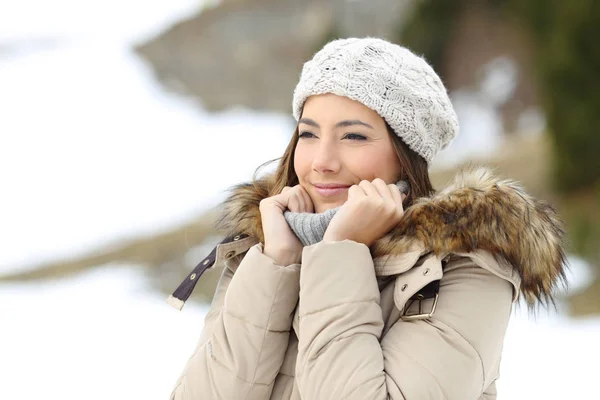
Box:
[216,167,567,307]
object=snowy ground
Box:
[0,1,598,399]
[0,267,208,399]
[0,262,597,399]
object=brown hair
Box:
[253,122,435,207]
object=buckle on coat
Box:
[400,279,440,321]
[400,292,439,321]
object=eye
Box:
[298,131,316,139]
[343,133,367,141]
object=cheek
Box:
[351,148,400,180]
[381,148,402,177]
[350,150,381,174]
[293,147,309,180]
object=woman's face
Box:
[294,93,402,213]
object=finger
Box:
[273,186,294,210]
[372,178,394,201]
[358,180,380,199]
[348,184,365,200]
[389,184,405,213]
[265,186,290,210]
[298,191,308,212]
[295,185,310,212]
[291,186,304,212]
[292,185,308,212]
[299,186,314,212]
[288,193,301,212]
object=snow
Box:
[0,40,291,273]
[0,1,598,398]
[0,262,597,399]
[0,0,202,46]
[498,308,599,398]
[0,266,208,399]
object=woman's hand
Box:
[323,178,405,247]
[259,184,314,266]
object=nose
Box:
[311,138,341,174]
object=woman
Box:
[168,38,567,399]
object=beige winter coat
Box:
[168,168,566,399]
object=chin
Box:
[316,201,345,213]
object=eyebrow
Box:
[298,118,374,130]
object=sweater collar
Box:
[216,167,567,308]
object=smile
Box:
[313,184,351,197]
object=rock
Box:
[135,0,414,113]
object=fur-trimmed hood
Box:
[216,167,568,307]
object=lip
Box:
[313,183,351,197]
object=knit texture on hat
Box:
[292,37,459,162]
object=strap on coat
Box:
[167,234,249,310]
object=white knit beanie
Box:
[292,37,459,163]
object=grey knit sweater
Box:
[283,181,409,246]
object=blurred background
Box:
[1,0,599,398]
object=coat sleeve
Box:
[170,243,300,400]
[295,240,513,400]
